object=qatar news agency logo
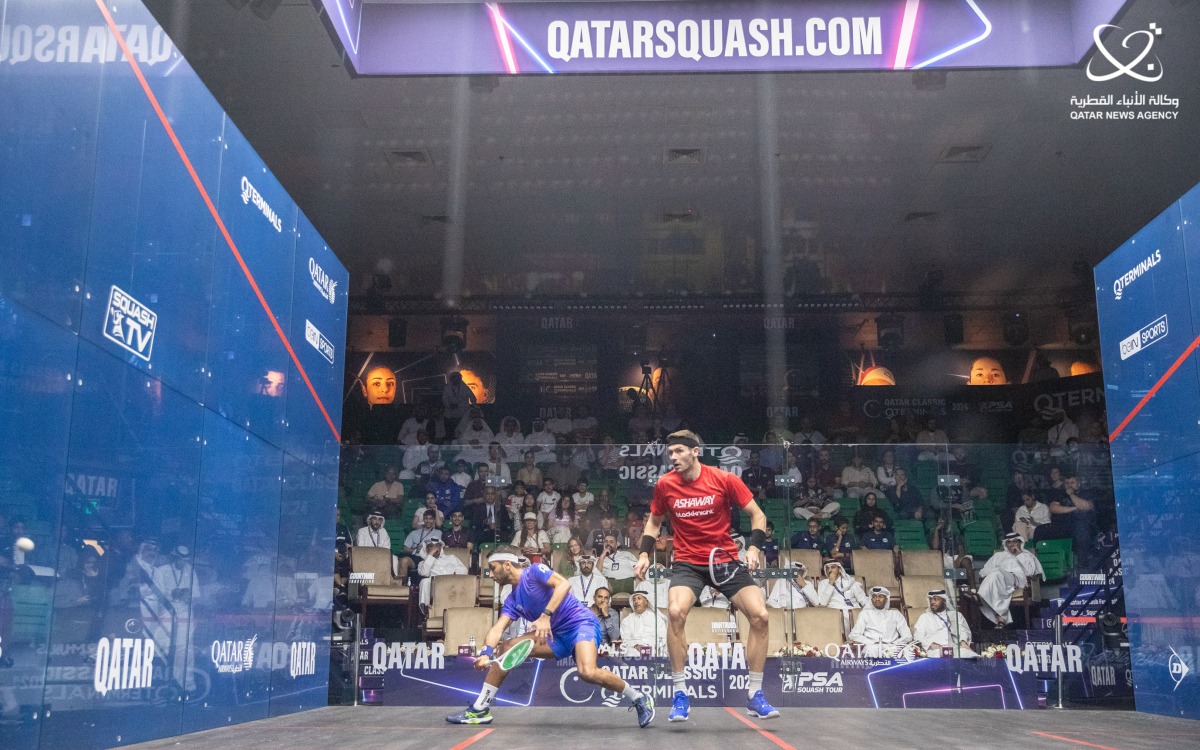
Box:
[1087,22,1163,83]
[1070,22,1180,122]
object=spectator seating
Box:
[899,575,954,610]
[1036,539,1074,580]
[735,608,789,654]
[962,521,999,558]
[349,546,410,627]
[424,575,480,640]
[900,549,944,577]
[893,520,929,550]
[444,547,472,570]
[783,548,822,578]
[443,607,495,652]
[683,608,736,645]
[851,549,899,593]
[793,606,845,646]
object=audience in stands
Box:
[741,451,775,500]
[399,510,444,581]
[861,517,895,551]
[823,517,858,569]
[417,539,468,608]
[840,453,877,499]
[512,513,551,561]
[536,478,561,519]
[817,561,868,628]
[486,443,512,483]
[506,481,532,522]
[591,587,622,652]
[598,435,624,477]
[621,587,667,656]
[853,492,891,535]
[467,486,512,549]
[793,417,826,446]
[587,514,619,554]
[849,586,913,658]
[875,448,898,490]
[442,511,472,552]
[567,554,608,606]
[355,510,391,550]
[571,479,595,515]
[450,459,473,489]
[365,466,405,517]
[397,403,433,447]
[495,417,525,459]
[441,372,475,438]
[790,518,824,551]
[913,589,976,657]
[813,448,842,496]
[413,493,445,530]
[793,476,840,521]
[1046,474,1099,566]
[401,430,433,478]
[427,466,463,516]
[1012,489,1051,542]
[547,495,581,544]
[546,452,582,494]
[597,532,639,593]
[886,468,923,518]
[762,521,780,567]
[525,420,558,463]
[557,537,586,578]
[977,533,1045,627]
[516,451,543,490]
[766,561,818,609]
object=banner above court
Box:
[320,0,1125,76]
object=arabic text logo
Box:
[1088,23,1163,83]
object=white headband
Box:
[488,552,527,565]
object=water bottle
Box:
[468,636,477,655]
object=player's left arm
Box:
[531,570,572,643]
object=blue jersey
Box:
[502,563,597,633]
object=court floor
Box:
[125,705,1199,750]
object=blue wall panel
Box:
[0,1,347,746]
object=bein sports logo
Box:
[306,319,336,364]
[309,258,337,304]
[1169,646,1190,691]
[1112,249,1161,300]
[1087,23,1163,83]
[1119,315,1168,361]
[211,635,257,674]
[103,286,157,362]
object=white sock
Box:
[747,672,763,698]
[621,683,642,702]
[672,671,687,694]
[472,683,499,711]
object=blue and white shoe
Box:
[746,690,780,719]
[445,704,494,724]
[668,690,690,722]
[630,694,655,728]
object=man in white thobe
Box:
[978,532,1045,626]
[620,588,668,657]
[848,586,913,658]
[417,539,468,609]
[816,561,869,629]
[766,561,819,609]
[913,589,977,658]
[567,555,609,606]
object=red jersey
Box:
[651,464,752,565]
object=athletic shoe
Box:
[630,694,655,728]
[445,705,494,725]
[746,690,780,719]
[668,690,690,722]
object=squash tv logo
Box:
[103,286,157,362]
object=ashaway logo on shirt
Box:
[93,637,155,696]
[103,285,157,362]
[211,635,257,674]
[672,494,717,519]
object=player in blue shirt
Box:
[446,546,654,727]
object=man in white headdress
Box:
[977,532,1045,627]
[417,538,468,609]
[567,554,609,606]
[848,586,913,658]
[766,561,818,609]
[620,585,668,657]
[913,589,977,657]
[644,563,672,610]
[816,561,868,629]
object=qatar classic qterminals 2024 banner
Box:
[320,0,1126,76]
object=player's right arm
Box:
[474,613,513,670]
[633,512,665,580]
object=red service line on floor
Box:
[91,0,341,444]
[723,707,797,750]
[1032,731,1122,750]
[1108,330,1200,442]
[447,727,494,750]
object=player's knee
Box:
[668,606,689,628]
[748,608,770,631]
[576,663,602,683]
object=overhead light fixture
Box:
[1002,312,1029,347]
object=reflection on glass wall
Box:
[0,0,345,746]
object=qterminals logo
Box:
[1112,249,1161,300]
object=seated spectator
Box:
[840,453,877,499]
[813,448,842,496]
[567,554,608,606]
[597,532,639,588]
[547,494,581,544]
[759,432,786,473]
[506,480,530,520]
[853,492,891,535]
[355,510,391,550]
[417,539,468,608]
[597,435,624,478]
[1044,407,1079,445]
[556,537,586,578]
[816,561,868,628]
[885,468,923,518]
[512,512,551,562]
[427,466,463,516]
[782,453,803,485]
[468,486,513,549]
[915,417,950,461]
[400,511,444,580]
[401,430,434,478]
[762,521,780,567]
[1039,466,1066,505]
[827,399,864,444]
[793,416,826,446]
[546,452,582,493]
[516,451,543,490]
[625,510,645,547]
[525,420,558,464]
[397,403,434,446]
[463,464,491,504]
[536,478,562,520]
[643,563,672,609]
[1005,470,1034,511]
[495,417,526,459]
[587,514,619,554]
[442,511,472,552]
[585,487,616,527]
[485,443,513,484]
[621,587,667,656]
[950,446,980,487]
[741,451,775,500]
[413,492,445,530]
[450,459,473,489]
[572,405,599,442]
[513,493,542,529]
[766,561,818,609]
[792,476,841,521]
[590,587,622,653]
[875,449,899,490]
[569,436,596,473]
[456,438,488,467]
[913,589,977,658]
[860,516,895,550]
[414,444,444,487]
[849,586,913,658]
[932,483,974,523]
[545,408,574,440]
[789,518,824,551]
[457,409,495,445]
[571,479,595,515]
[822,517,858,570]
[366,466,405,517]
[978,533,1045,627]
[1045,475,1099,567]
[1012,489,1051,542]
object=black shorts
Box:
[670,560,758,602]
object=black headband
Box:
[666,435,699,448]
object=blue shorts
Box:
[550,619,602,660]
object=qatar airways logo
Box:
[1113,249,1161,300]
[309,258,337,304]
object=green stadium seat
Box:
[962,521,998,558]
[1035,539,1075,579]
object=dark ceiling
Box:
[144,0,1200,303]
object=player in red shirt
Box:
[633,430,779,721]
